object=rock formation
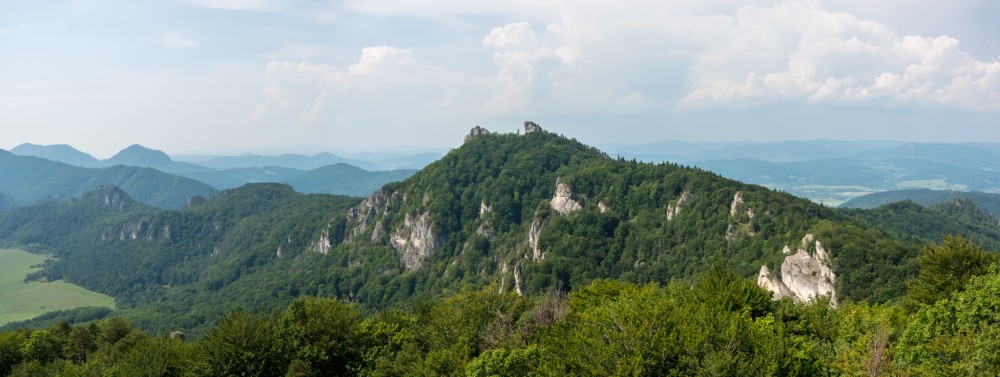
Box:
[666,191,692,221]
[528,217,543,260]
[550,178,582,215]
[390,211,437,270]
[524,121,543,133]
[757,234,838,306]
[464,125,492,143]
[346,188,398,242]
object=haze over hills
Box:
[605,140,1000,205]
[841,189,1000,218]
[10,143,102,168]
[0,148,217,209]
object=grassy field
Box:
[0,248,115,325]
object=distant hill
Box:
[189,152,383,171]
[841,189,1000,218]
[851,142,1000,164]
[176,164,417,197]
[102,144,211,174]
[284,164,417,196]
[0,150,217,209]
[10,143,101,167]
[0,192,14,211]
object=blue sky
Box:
[1,0,998,157]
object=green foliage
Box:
[906,235,998,307]
[20,330,61,364]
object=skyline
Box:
[1,0,998,158]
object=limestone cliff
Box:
[666,191,692,221]
[528,217,543,260]
[346,188,399,242]
[390,211,437,270]
[524,121,543,133]
[550,178,582,215]
[464,126,492,143]
[757,234,837,306]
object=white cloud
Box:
[161,33,198,49]
[251,46,482,124]
[0,24,28,37]
[182,0,287,12]
[615,91,652,112]
[679,0,1000,110]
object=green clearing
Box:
[0,248,115,325]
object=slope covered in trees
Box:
[841,189,1000,217]
[1,123,997,340]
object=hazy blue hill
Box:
[102,144,212,174]
[177,166,304,191]
[841,189,1000,218]
[0,152,217,209]
[607,140,903,163]
[176,163,417,197]
[851,142,1000,164]
[285,164,416,196]
[192,152,382,171]
[0,192,14,211]
[372,152,443,170]
[695,158,891,189]
[10,143,101,167]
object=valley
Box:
[0,248,115,325]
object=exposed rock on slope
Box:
[524,121,543,133]
[464,126,492,143]
[757,234,837,306]
[666,191,691,221]
[550,178,582,215]
[391,211,437,270]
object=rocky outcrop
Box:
[666,191,692,221]
[390,211,437,270]
[598,201,609,214]
[726,191,756,241]
[550,178,582,215]
[757,234,837,306]
[524,121,543,133]
[311,228,331,255]
[464,126,492,143]
[346,188,399,242]
[528,217,543,260]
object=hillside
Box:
[102,144,211,174]
[177,163,418,197]
[0,150,217,209]
[842,189,1000,217]
[5,123,989,337]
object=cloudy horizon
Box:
[1,0,997,158]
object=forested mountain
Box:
[2,124,1000,375]
[184,152,384,171]
[10,143,101,167]
[0,123,957,336]
[0,149,217,209]
[0,192,14,211]
[842,189,1000,217]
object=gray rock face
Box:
[726,191,755,241]
[666,191,692,221]
[311,228,331,254]
[550,178,582,215]
[757,234,838,306]
[464,126,492,143]
[391,211,437,270]
[528,217,543,260]
[346,188,399,242]
[524,121,543,133]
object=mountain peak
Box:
[106,144,173,166]
[10,143,100,167]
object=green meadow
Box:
[0,248,115,325]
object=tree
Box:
[20,330,61,364]
[907,235,997,307]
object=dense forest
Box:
[1,235,998,376]
[1,125,1000,375]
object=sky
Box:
[1,0,998,158]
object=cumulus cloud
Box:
[680,0,1000,110]
[481,22,566,116]
[251,46,480,123]
[161,33,198,49]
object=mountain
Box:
[189,152,384,171]
[10,143,101,167]
[103,144,211,174]
[0,150,217,209]
[176,164,418,197]
[6,123,992,337]
[851,142,1000,164]
[841,189,1000,217]
[284,164,417,196]
[0,192,14,211]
